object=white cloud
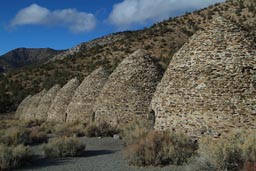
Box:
[10,4,96,33]
[109,0,225,27]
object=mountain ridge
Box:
[0,48,66,71]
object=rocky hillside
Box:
[49,33,127,61]
[50,0,256,64]
[0,48,65,71]
[0,0,255,114]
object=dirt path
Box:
[18,137,186,171]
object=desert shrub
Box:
[43,136,85,158]
[0,119,43,130]
[22,120,44,128]
[25,127,48,145]
[85,121,119,137]
[84,123,98,137]
[0,127,29,145]
[242,131,256,162]
[198,129,256,171]
[0,126,48,145]
[0,144,32,170]
[54,121,87,137]
[124,131,198,166]
[0,119,21,129]
[39,121,56,134]
[121,119,152,145]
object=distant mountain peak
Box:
[0,48,66,71]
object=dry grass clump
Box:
[26,127,48,145]
[0,127,29,145]
[22,120,45,128]
[124,130,198,166]
[0,144,32,170]
[121,119,153,145]
[0,119,21,130]
[39,121,56,134]
[43,136,85,158]
[0,126,48,145]
[85,121,119,137]
[198,129,256,171]
[53,121,87,137]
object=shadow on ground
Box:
[18,157,72,170]
[82,149,117,158]
[18,149,118,170]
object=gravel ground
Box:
[17,137,188,171]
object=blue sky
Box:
[0,0,224,55]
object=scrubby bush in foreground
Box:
[43,136,85,158]
[0,127,29,145]
[199,129,256,171]
[0,144,32,170]
[124,130,198,166]
[0,126,48,145]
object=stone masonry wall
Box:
[35,84,61,121]
[66,67,110,123]
[151,16,256,138]
[94,50,164,125]
[16,95,31,119]
[47,78,80,122]
[23,90,47,121]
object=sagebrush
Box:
[199,129,256,171]
[0,126,48,145]
[43,136,85,158]
[85,121,119,137]
[0,144,32,170]
[124,130,198,166]
[121,119,153,145]
[54,121,87,137]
